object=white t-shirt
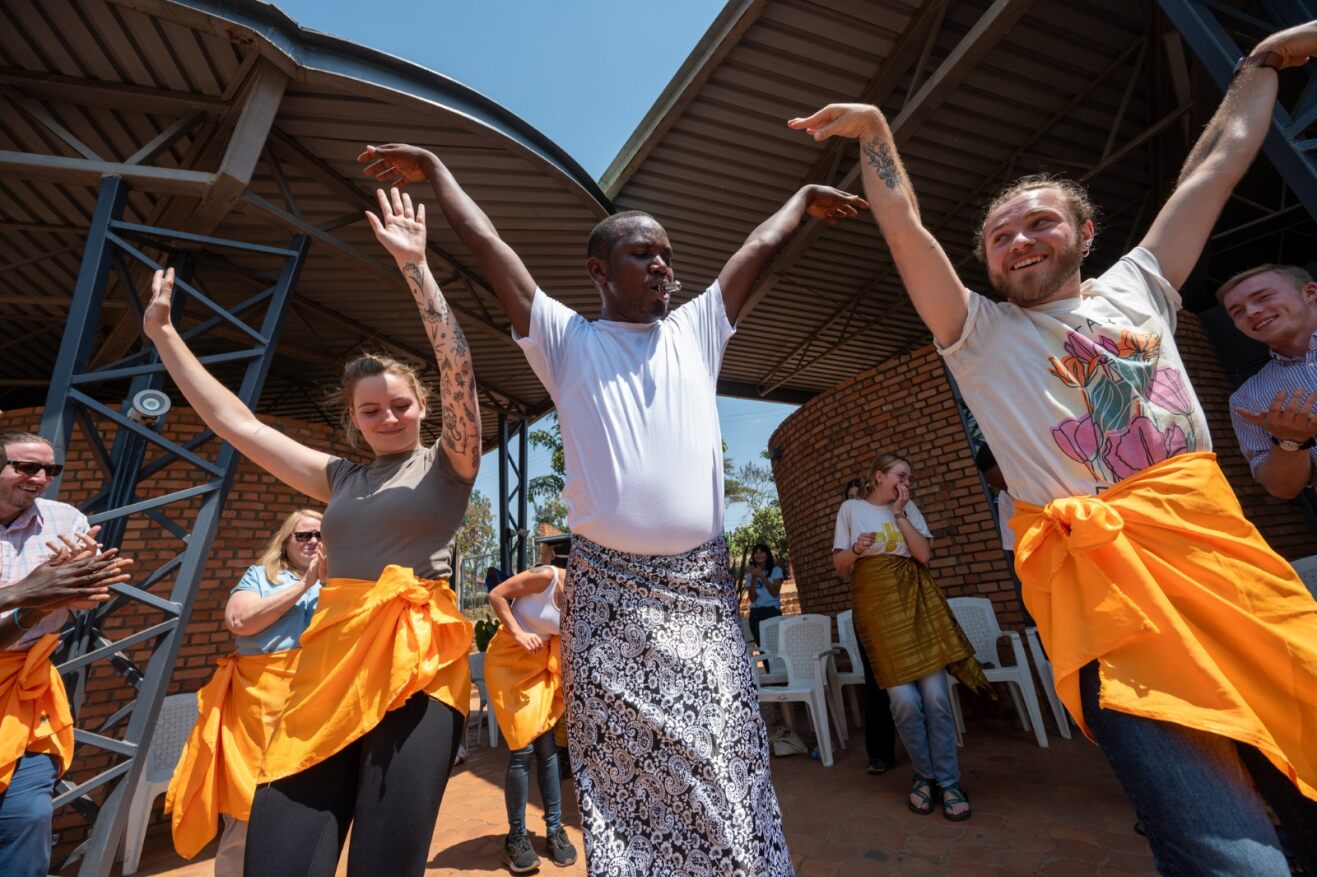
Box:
[516,284,734,555]
[833,498,932,559]
[940,248,1211,506]
[748,565,785,609]
[996,491,1016,552]
[512,566,561,637]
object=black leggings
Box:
[857,639,897,765]
[244,693,464,877]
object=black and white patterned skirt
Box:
[563,533,793,877]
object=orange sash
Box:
[165,651,298,859]
[484,629,563,751]
[1013,451,1317,800]
[0,634,73,791]
[258,567,472,782]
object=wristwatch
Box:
[1234,50,1284,77]
[1269,434,1316,452]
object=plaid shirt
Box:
[1,497,90,651]
[1229,333,1317,477]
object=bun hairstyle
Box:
[862,452,911,495]
[330,353,429,450]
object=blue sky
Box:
[266,0,798,525]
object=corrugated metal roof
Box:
[608,0,1317,403]
[0,0,610,446]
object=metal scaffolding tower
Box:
[37,175,307,876]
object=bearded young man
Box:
[1219,264,1317,498]
[792,19,1317,877]
[356,143,866,876]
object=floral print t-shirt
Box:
[940,247,1210,506]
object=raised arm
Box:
[144,268,334,501]
[718,184,867,324]
[1141,22,1317,288]
[365,188,482,480]
[359,144,538,337]
[790,104,969,348]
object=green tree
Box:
[453,489,496,589]
[728,502,789,582]
[528,418,569,532]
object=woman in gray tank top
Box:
[144,186,481,877]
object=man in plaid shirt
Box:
[0,432,129,877]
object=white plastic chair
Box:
[947,597,1049,748]
[1290,554,1317,599]
[752,615,787,686]
[121,692,198,875]
[467,652,499,747]
[1025,626,1072,740]
[756,615,836,766]
[832,610,866,728]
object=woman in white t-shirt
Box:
[833,453,990,821]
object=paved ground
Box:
[124,708,1155,876]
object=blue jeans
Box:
[505,730,561,836]
[887,670,958,787]
[1079,662,1289,876]
[0,753,57,877]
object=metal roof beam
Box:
[0,152,214,194]
[0,66,227,116]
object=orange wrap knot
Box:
[1038,495,1125,552]
[0,634,74,792]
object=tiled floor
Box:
[124,707,1154,876]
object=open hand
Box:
[514,630,545,653]
[1253,20,1317,69]
[44,527,101,565]
[358,144,439,189]
[803,185,868,223]
[1234,388,1317,444]
[788,104,886,142]
[365,188,427,263]
[144,267,177,340]
[303,545,327,589]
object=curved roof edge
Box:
[151,0,612,214]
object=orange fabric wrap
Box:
[165,651,298,859]
[484,628,563,751]
[1012,452,1317,800]
[0,634,73,791]
[258,566,472,782]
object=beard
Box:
[988,233,1085,306]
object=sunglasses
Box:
[292,530,322,543]
[5,461,64,478]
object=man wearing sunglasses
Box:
[0,431,131,877]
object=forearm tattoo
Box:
[863,139,901,191]
[402,261,480,467]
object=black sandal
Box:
[907,773,935,815]
[941,781,971,822]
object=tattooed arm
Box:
[366,187,482,481]
[1143,22,1316,288]
[718,184,868,324]
[790,104,969,347]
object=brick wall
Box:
[0,405,363,856]
[769,312,1317,629]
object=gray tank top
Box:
[321,442,472,582]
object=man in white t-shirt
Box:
[790,20,1317,876]
[357,143,865,876]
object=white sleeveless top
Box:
[511,567,561,637]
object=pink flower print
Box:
[1101,415,1173,481]
[1063,330,1103,365]
[1164,424,1188,457]
[1097,335,1121,356]
[1053,415,1101,467]
[1146,367,1193,415]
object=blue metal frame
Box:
[497,412,531,575]
[35,175,308,877]
[1157,0,1317,220]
